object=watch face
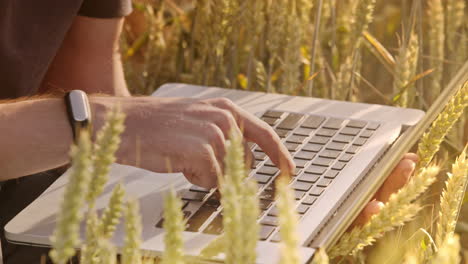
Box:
[68,90,91,122]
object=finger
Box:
[403,153,419,163]
[184,142,222,189]
[351,200,384,228]
[243,140,254,170]
[207,98,295,174]
[376,158,416,203]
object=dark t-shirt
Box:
[0,1,131,262]
[0,0,132,99]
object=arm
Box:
[39,16,130,96]
[0,98,74,180]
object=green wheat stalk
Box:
[87,107,125,208]
[121,198,143,264]
[161,188,186,264]
[276,176,301,264]
[435,147,468,247]
[417,81,468,170]
[49,132,93,264]
[329,166,440,258]
[99,183,126,239]
[427,0,445,104]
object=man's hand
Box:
[352,153,419,226]
[92,96,295,188]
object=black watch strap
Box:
[64,90,92,142]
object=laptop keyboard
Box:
[156,111,380,242]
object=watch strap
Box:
[64,90,92,142]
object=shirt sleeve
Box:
[78,0,132,18]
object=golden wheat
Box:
[161,188,186,264]
[99,183,126,239]
[122,199,143,264]
[427,0,445,104]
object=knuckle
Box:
[215,97,235,108]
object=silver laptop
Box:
[5,62,467,263]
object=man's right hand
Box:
[92,96,295,188]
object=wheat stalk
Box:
[445,0,465,52]
[435,147,468,247]
[122,199,143,264]
[80,211,100,264]
[161,188,186,264]
[417,81,468,169]
[276,176,301,264]
[240,179,260,264]
[311,248,329,264]
[329,166,440,258]
[427,0,445,104]
[87,107,125,208]
[394,31,419,108]
[49,132,93,264]
[99,183,126,239]
[431,234,461,264]
[282,0,302,94]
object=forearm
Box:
[0,98,73,180]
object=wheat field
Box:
[47,0,467,263]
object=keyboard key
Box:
[302,196,317,205]
[319,150,341,159]
[294,190,306,200]
[270,232,281,242]
[277,113,305,130]
[260,225,276,240]
[310,186,326,196]
[190,185,210,193]
[259,189,275,200]
[316,128,337,137]
[323,118,344,129]
[263,110,286,119]
[346,120,367,128]
[286,135,308,144]
[293,158,310,168]
[324,170,339,179]
[333,134,354,143]
[298,173,320,183]
[367,123,380,130]
[254,174,272,184]
[332,162,347,170]
[186,205,217,231]
[261,116,279,126]
[156,211,191,228]
[247,142,256,150]
[254,151,267,160]
[295,151,316,160]
[268,206,279,216]
[203,214,223,235]
[317,178,332,187]
[275,128,290,138]
[257,166,279,176]
[353,137,367,146]
[294,127,314,136]
[182,191,206,201]
[296,204,309,214]
[252,160,261,169]
[340,127,361,136]
[292,168,303,176]
[260,199,273,210]
[291,181,313,191]
[312,157,334,167]
[285,142,301,152]
[309,136,330,145]
[264,159,275,167]
[346,145,360,154]
[261,215,279,226]
[339,153,353,162]
[301,115,325,129]
[360,130,374,138]
[305,166,327,175]
[326,142,347,151]
[302,143,323,152]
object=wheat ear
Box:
[329,166,440,258]
[161,188,186,264]
[87,107,125,207]
[435,147,468,247]
[49,132,92,264]
[427,0,445,104]
[95,239,117,264]
[122,199,143,264]
[417,81,468,169]
[311,248,329,264]
[99,183,126,239]
[276,176,301,264]
[80,211,100,264]
[394,32,419,107]
[431,234,461,264]
[445,0,465,52]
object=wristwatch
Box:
[64,90,92,142]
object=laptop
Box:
[5,62,467,263]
